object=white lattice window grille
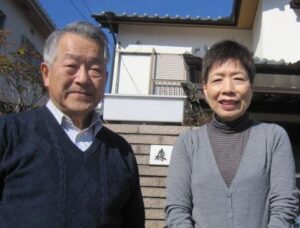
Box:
[150,53,187,96]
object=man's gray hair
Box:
[43,21,109,65]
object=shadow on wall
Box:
[262,0,290,12]
[295,8,300,22]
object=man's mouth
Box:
[68,91,92,97]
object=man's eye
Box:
[64,64,78,75]
[91,68,100,72]
[66,64,77,68]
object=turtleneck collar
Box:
[208,113,252,134]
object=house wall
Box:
[117,54,152,95]
[117,24,252,53]
[111,24,252,94]
[108,0,300,96]
[253,0,264,58]
[0,0,50,105]
[253,0,300,62]
[105,123,192,228]
[0,0,46,53]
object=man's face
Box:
[41,33,106,119]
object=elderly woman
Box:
[165,40,299,227]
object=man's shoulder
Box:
[0,108,47,148]
[99,126,131,150]
[0,107,43,124]
[0,107,46,135]
[99,126,139,177]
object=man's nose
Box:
[75,65,90,84]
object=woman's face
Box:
[203,59,253,122]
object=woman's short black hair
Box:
[202,40,255,84]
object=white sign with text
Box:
[149,145,173,166]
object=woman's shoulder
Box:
[250,121,289,139]
[174,125,209,150]
[178,124,207,139]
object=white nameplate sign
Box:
[149,145,173,166]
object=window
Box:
[21,35,42,66]
[150,53,186,96]
[290,0,300,9]
[115,52,187,96]
[0,10,6,29]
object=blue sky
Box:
[39,0,233,28]
[38,0,233,92]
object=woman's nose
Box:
[221,79,235,93]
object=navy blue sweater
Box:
[0,106,145,228]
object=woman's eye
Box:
[212,78,222,83]
[234,77,248,83]
[235,77,244,81]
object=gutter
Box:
[93,12,117,93]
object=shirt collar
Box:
[46,100,64,125]
[46,100,103,135]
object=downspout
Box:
[104,13,117,93]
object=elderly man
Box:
[0,21,145,227]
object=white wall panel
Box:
[117,54,151,95]
[253,0,300,62]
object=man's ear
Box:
[40,62,50,88]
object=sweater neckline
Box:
[208,113,252,134]
[202,124,253,192]
[40,106,103,161]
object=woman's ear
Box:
[202,82,208,101]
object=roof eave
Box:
[92,12,235,32]
[93,0,260,31]
[236,0,260,29]
[184,54,300,76]
[256,61,300,75]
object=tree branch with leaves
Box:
[181,81,212,126]
[0,30,47,113]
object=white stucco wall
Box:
[253,0,264,58]
[0,0,46,53]
[117,54,151,95]
[111,24,252,94]
[117,24,252,53]
[253,0,300,63]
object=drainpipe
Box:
[104,13,117,93]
